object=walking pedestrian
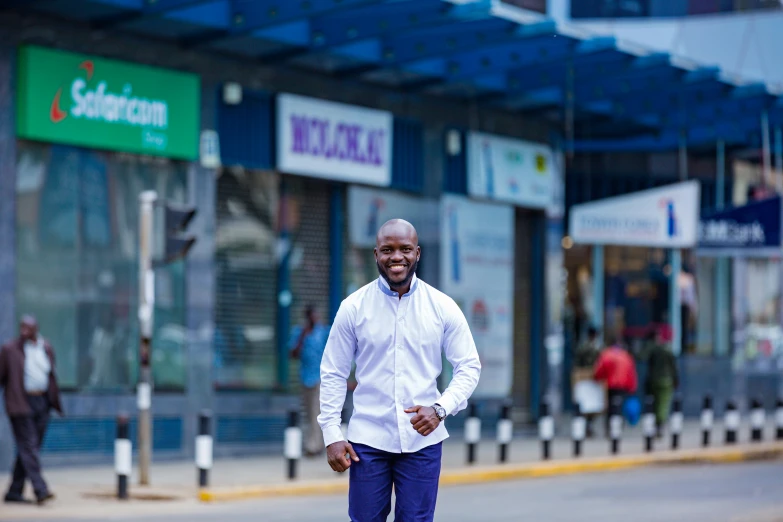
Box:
[644,324,679,438]
[573,326,602,437]
[289,304,330,457]
[593,335,637,437]
[319,219,481,522]
[0,315,62,505]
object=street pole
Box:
[138,190,157,486]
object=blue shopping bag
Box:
[623,395,641,426]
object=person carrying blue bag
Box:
[593,335,638,438]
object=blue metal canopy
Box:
[7,0,783,152]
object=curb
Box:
[198,442,783,503]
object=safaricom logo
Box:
[50,60,168,129]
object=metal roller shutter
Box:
[287,176,333,393]
[214,167,280,390]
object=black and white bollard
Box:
[284,411,302,480]
[115,414,131,500]
[538,401,554,461]
[724,400,739,445]
[750,398,765,443]
[776,398,783,441]
[701,395,714,448]
[609,395,623,455]
[642,396,656,453]
[465,403,481,465]
[670,396,683,451]
[196,410,213,488]
[497,403,513,464]
[571,402,586,458]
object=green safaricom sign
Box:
[16,46,200,160]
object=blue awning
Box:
[13,0,783,153]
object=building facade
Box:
[0,8,559,468]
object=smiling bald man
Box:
[318,219,481,522]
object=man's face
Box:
[374,223,420,291]
[20,321,37,342]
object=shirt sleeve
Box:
[437,299,481,416]
[317,301,357,447]
[288,326,302,351]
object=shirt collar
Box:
[377,273,419,297]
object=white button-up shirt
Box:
[24,337,51,393]
[318,274,481,453]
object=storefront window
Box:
[16,141,188,391]
[214,167,280,390]
[732,258,783,371]
[565,245,703,356]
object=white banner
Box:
[440,194,514,398]
[277,93,393,186]
[347,186,438,247]
[570,180,701,248]
[467,131,554,209]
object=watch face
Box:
[436,407,446,420]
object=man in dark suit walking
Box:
[0,315,62,505]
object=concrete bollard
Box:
[196,410,213,488]
[538,401,554,461]
[497,403,513,464]
[284,411,302,480]
[609,395,623,456]
[701,395,714,448]
[465,403,481,465]
[724,400,739,445]
[776,398,783,441]
[115,414,131,500]
[642,396,656,453]
[750,398,765,443]
[670,396,683,451]
[571,402,586,458]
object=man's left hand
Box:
[404,405,440,436]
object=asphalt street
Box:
[6,460,783,522]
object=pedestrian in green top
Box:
[644,325,679,438]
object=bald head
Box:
[374,219,421,295]
[376,219,418,247]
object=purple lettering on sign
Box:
[314,119,328,157]
[346,125,360,162]
[291,116,309,154]
[287,114,387,168]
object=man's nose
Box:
[390,250,404,261]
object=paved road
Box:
[7,461,783,522]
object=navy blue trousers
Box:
[349,442,442,522]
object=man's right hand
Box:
[326,441,359,472]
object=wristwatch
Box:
[433,403,447,422]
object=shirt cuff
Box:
[437,393,459,417]
[322,424,345,448]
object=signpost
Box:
[136,191,198,485]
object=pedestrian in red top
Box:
[593,335,637,437]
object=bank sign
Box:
[570,180,701,248]
[16,46,200,159]
[698,196,781,256]
[277,93,393,186]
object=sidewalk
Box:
[2,420,782,520]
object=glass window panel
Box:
[16,141,188,392]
